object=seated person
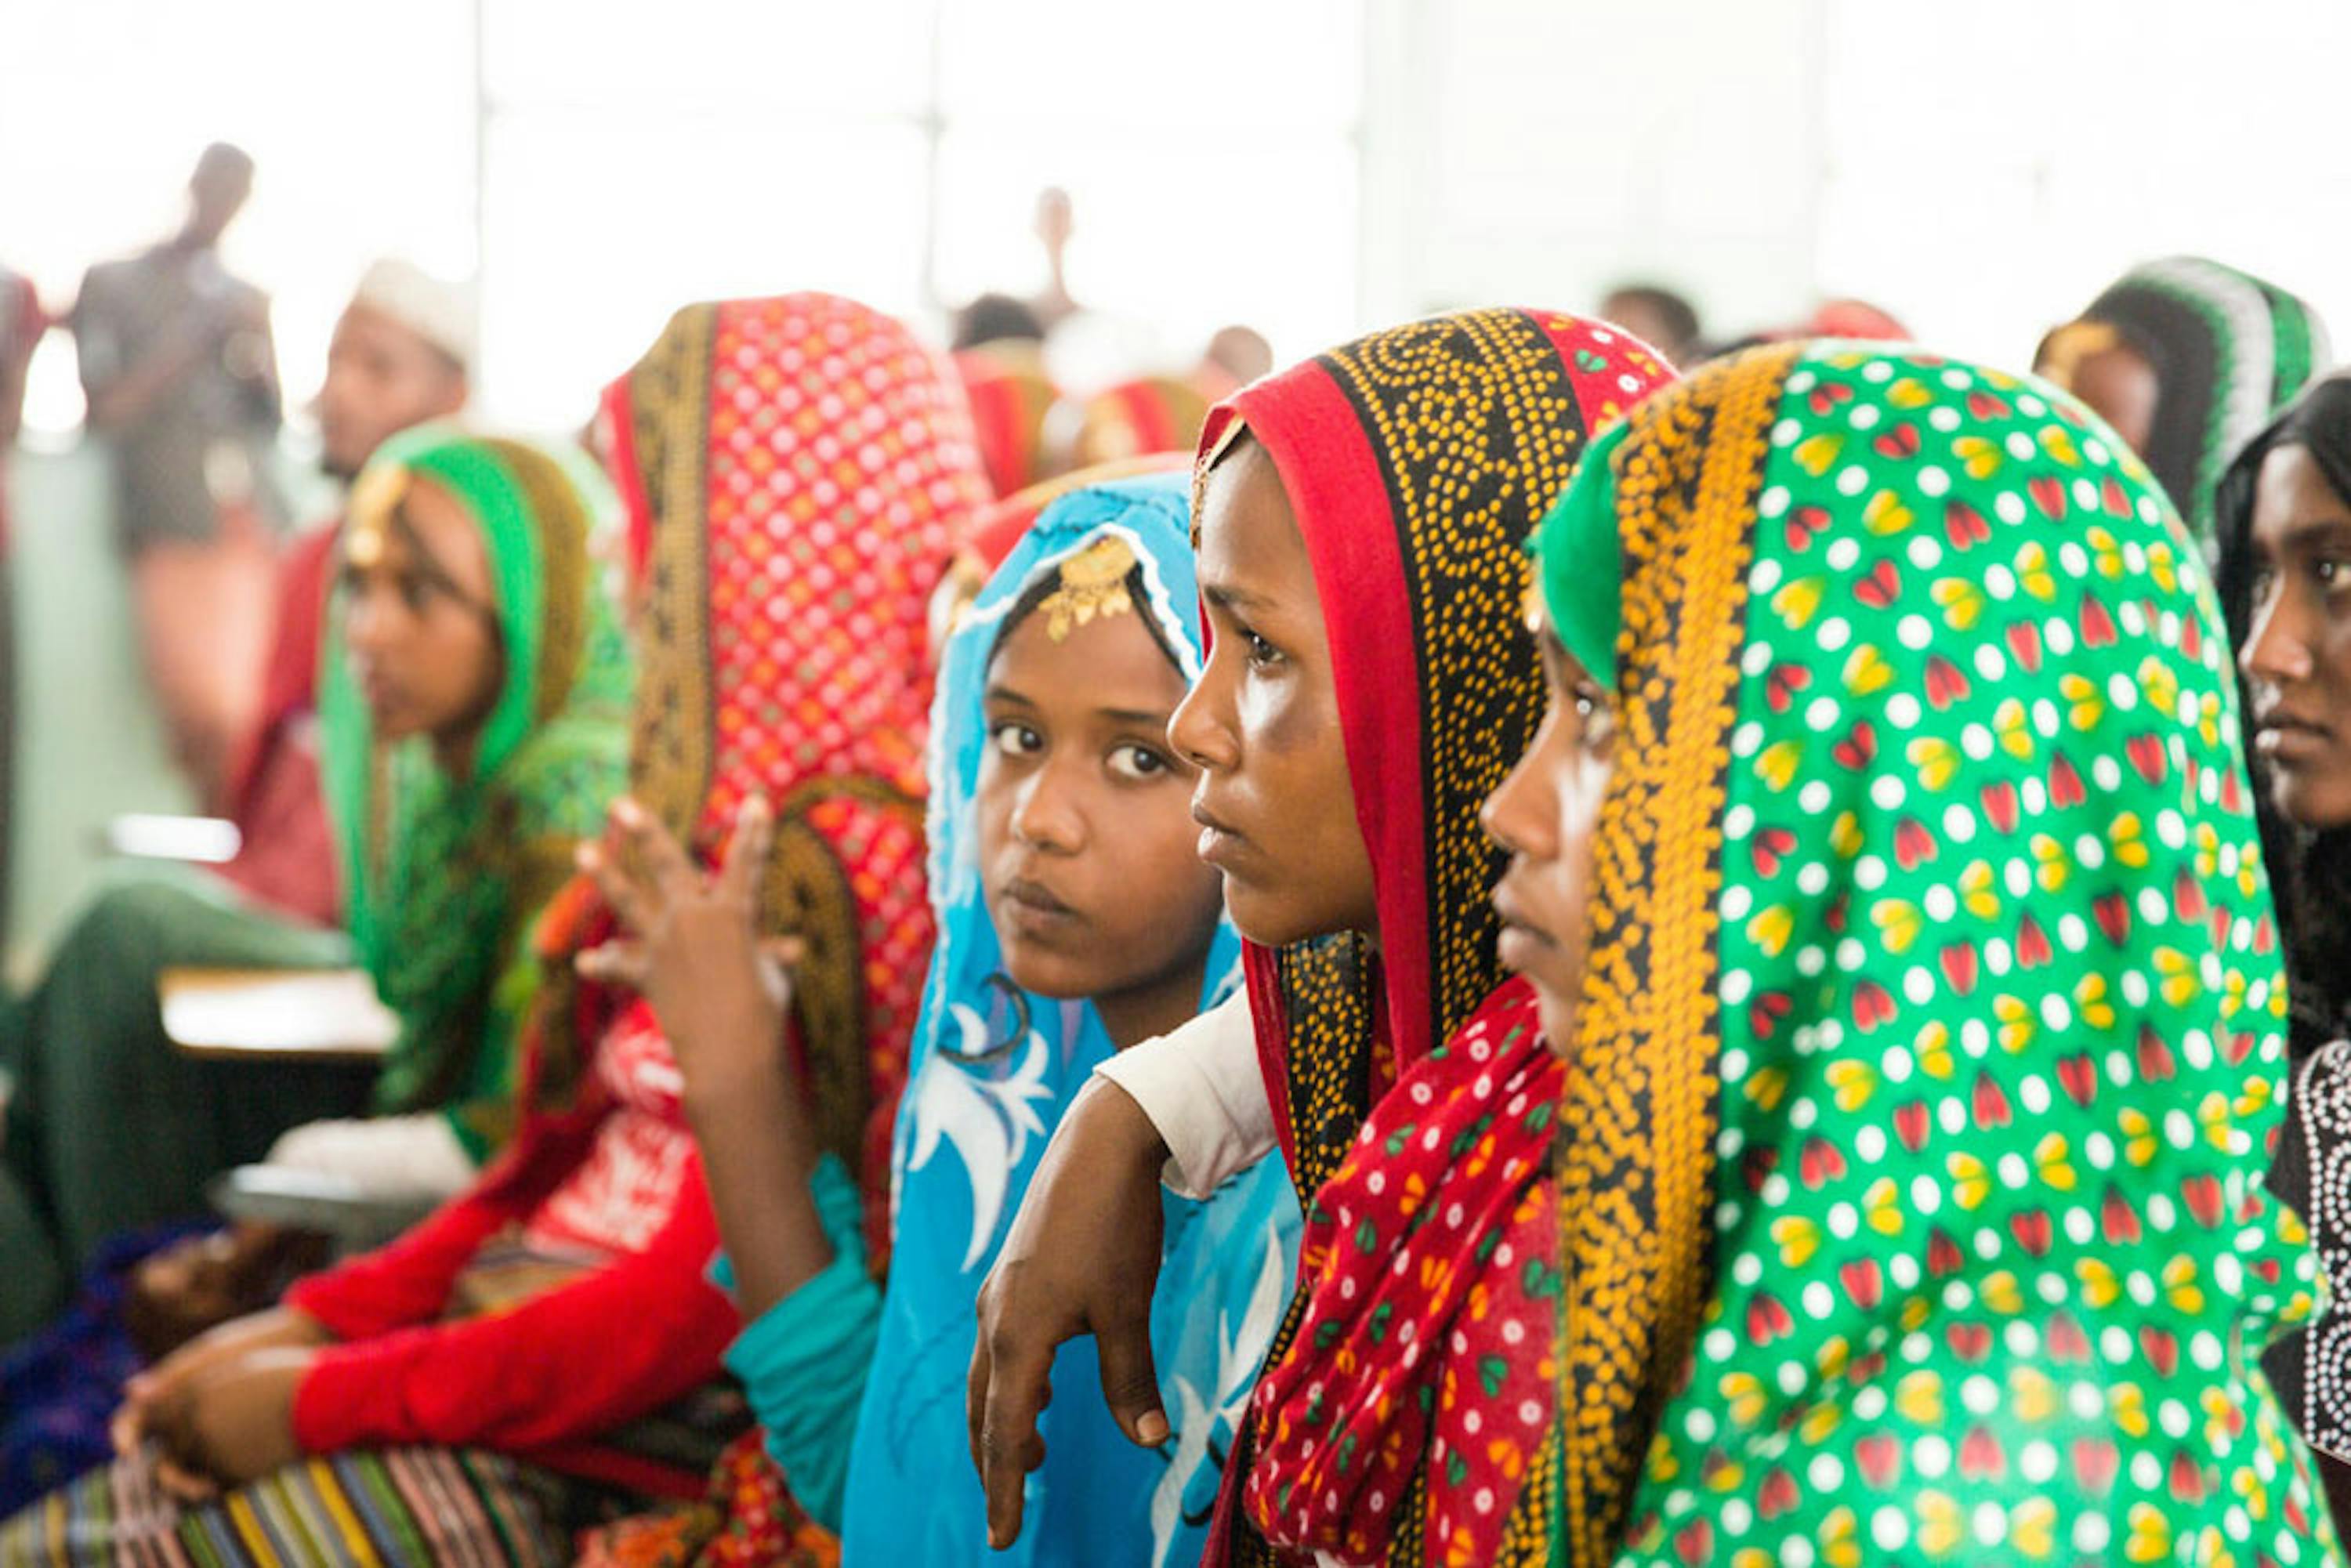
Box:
[581,469,1299,1567]
[0,430,630,1352]
[0,292,987,1563]
[2216,368,2351,1532]
[214,259,476,928]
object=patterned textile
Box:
[0,1444,579,1566]
[1067,375,1213,469]
[845,472,1300,1566]
[574,1433,835,1568]
[318,431,635,1157]
[1539,342,2340,1565]
[953,345,1059,498]
[595,294,987,1256]
[1242,980,1560,1566]
[1201,309,1672,1568]
[2039,256,2327,549]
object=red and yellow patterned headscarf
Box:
[592,293,990,1249]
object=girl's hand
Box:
[574,795,800,1093]
[147,1345,315,1497]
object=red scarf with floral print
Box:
[1242,979,1561,1566]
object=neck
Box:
[431,727,481,781]
[1094,955,1211,1052]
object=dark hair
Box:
[952,293,1046,353]
[991,556,1182,672]
[2214,373,2351,1053]
[1599,283,1701,353]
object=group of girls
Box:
[0,249,2349,1568]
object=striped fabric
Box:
[0,1448,573,1567]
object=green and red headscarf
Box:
[1541,342,2338,1566]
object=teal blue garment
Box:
[824,473,1301,1566]
[712,1154,876,1532]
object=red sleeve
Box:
[289,1153,737,1456]
[281,1107,600,1339]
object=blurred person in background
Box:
[953,294,1060,498]
[212,259,475,927]
[2037,255,2326,552]
[1201,323,1273,387]
[0,264,49,961]
[1599,280,1703,364]
[72,143,288,802]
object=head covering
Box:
[318,429,634,1155]
[1539,342,2328,1562]
[955,343,1060,498]
[349,258,478,371]
[1065,375,1213,469]
[1196,309,1672,1568]
[593,293,988,1244]
[2039,256,2327,548]
[844,470,1300,1568]
[1204,309,1673,1203]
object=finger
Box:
[715,795,773,905]
[979,1334,1054,1550]
[577,839,655,936]
[965,1325,992,1480]
[575,940,650,989]
[155,1457,218,1504]
[1096,1311,1170,1447]
[613,797,700,906]
[110,1403,145,1460]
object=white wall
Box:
[10,0,2351,432]
[1360,0,1830,342]
[1365,0,2351,371]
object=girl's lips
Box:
[1191,798,1248,867]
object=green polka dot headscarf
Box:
[1536,342,2338,1566]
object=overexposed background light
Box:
[6,0,2349,437]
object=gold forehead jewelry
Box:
[1041,534,1138,643]
[345,462,410,569]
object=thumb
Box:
[1095,1311,1168,1447]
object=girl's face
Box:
[339,475,505,755]
[1168,439,1378,948]
[978,583,1226,1048]
[1480,618,1615,1053]
[2241,441,2351,830]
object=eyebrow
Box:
[2280,517,2351,552]
[981,683,1037,708]
[1201,581,1276,615]
[1095,706,1174,727]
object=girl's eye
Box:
[2318,558,2351,588]
[989,722,1042,758]
[1242,628,1283,668]
[1109,744,1170,781]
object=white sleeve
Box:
[263,1114,479,1204]
[1093,990,1279,1200]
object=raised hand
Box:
[575,795,799,1091]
